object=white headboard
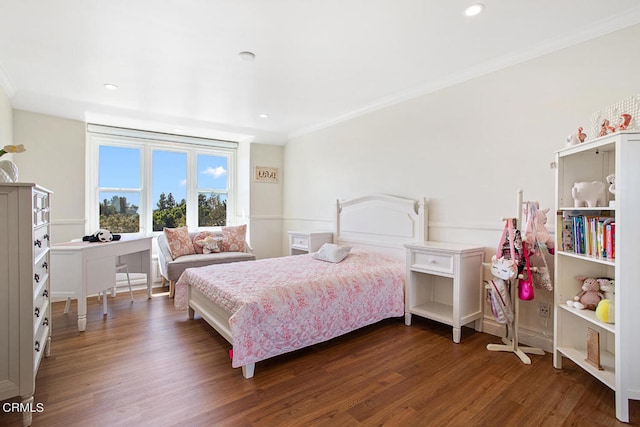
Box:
[335,194,428,259]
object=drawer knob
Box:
[35,341,41,352]
[34,307,40,318]
[42,261,48,270]
[43,289,48,298]
[43,234,50,240]
[34,239,42,248]
[43,317,49,326]
[34,273,40,283]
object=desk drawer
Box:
[411,252,454,275]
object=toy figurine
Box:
[566,127,587,146]
[616,113,632,131]
[598,119,615,137]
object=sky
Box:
[99,145,227,210]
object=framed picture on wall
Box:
[254,166,279,183]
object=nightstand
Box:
[404,241,485,343]
[288,231,333,255]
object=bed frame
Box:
[187,194,428,378]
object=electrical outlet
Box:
[539,303,550,318]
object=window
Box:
[87,125,237,235]
[98,145,141,233]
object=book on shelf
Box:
[561,211,615,259]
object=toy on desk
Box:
[566,276,607,310]
[572,181,606,207]
[82,228,121,243]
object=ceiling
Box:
[1,1,640,144]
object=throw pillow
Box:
[221,225,247,252]
[313,243,352,263]
[164,226,196,259]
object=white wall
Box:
[0,86,11,149]
[282,24,640,349]
[249,143,284,259]
[13,110,86,243]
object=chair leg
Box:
[102,291,108,315]
[126,270,133,302]
[169,281,175,298]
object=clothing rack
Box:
[486,189,545,364]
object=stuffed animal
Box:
[572,181,606,208]
[606,174,616,195]
[566,276,605,310]
[82,228,121,243]
[599,278,615,300]
[524,203,554,253]
[194,235,221,254]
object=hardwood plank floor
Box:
[2,289,638,427]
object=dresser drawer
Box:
[33,225,50,260]
[410,251,454,275]
[34,319,50,370]
[290,235,309,249]
[33,190,50,226]
[33,257,50,291]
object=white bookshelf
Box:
[553,131,640,422]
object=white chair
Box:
[63,262,135,316]
[100,263,134,315]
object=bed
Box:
[174,194,428,378]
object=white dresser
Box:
[288,231,333,255]
[0,183,52,427]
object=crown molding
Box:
[288,8,640,141]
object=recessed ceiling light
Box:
[104,83,118,91]
[464,3,484,17]
[239,51,256,62]
[259,113,269,118]
[172,128,183,133]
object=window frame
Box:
[86,128,237,236]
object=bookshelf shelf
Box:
[553,131,640,423]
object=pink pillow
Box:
[192,231,215,254]
[163,226,196,259]
[221,225,247,252]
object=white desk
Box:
[50,236,153,331]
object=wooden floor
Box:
[2,289,638,427]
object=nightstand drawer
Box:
[411,252,454,275]
[290,235,309,249]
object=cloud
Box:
[202,166,227,179]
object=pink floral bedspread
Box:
[174,248,405,369]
